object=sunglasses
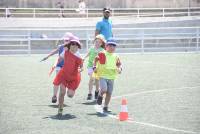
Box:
[70,42,81,48]
[71,42,79,46]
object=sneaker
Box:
[52,96,57,103]
[58,108,63,116]
[96,95,103,105]
[103,107,111,113]
[95,91,99,100]
[87,94,92,100]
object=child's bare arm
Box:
[41,48,59,61]
[116,58,122,74]
[91,55,99,73]
[93,55,99,67]
[83,51,89,62]
[78,60,84,72]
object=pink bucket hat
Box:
[70,35,82,49]
[62,32,74,41]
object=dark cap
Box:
[106,37,117,46]
[103,7,111,12]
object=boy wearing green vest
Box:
[94,38,122,112]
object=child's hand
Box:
[117,67,122,74]
[78,67,84,72]
[49,66,55,76]
[93,66,97,73]
[40,57,48,62]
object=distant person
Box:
[5,7,11,18]
[56,1,65,17]
[95,7,113,40]
[76,0,86,14]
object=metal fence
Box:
[0,27,199,54]
[0,7,200,18]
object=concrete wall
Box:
[0,0,200,8]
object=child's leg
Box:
[58,84,66,110]
[104,92,111,108]
[67,89,75,98]
[87,75,94,100]
[103,92,111,112]
[52,85,59,103]
[87,68,94,100]
[95,79,99,92]
[97,78,107,105]
[53,85,59,96]
[94,79,99,99]
[52,68,61,103]
[103,80,114,111]
[53,86,59,96]
[54,69,61,96]
[88,76,94,94]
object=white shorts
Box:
[87,67,94,76]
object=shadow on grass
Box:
[87,111,117,117]
[81,100,96,105]
[48,104,69,108]
[43,113,76,120]
[32,104,69,108]
[87,112,108,117]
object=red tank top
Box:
[61,51,82,80]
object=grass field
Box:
[0,53,200,134]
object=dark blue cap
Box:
[106,38,117,46]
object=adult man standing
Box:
[95,7,113,40]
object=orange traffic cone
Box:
[119,98,129,121]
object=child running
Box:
[53,35,83,116]
[94,38,122,112]
[41,32,76,103]
[83,34,106,100]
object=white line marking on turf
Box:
[112,86,200,100]
[101,109,197,134]
[127,120,197,134]
[94,108,198,134]
[93,85,200,134]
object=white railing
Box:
[0,27,199,54]
[0,7,200,18]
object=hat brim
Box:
[70,40,81,49]
[104,10,111,13]
[107,42,117,46]
[63,37,70,41]
[95,37,106,43]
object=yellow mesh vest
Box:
[98,51,118,79]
